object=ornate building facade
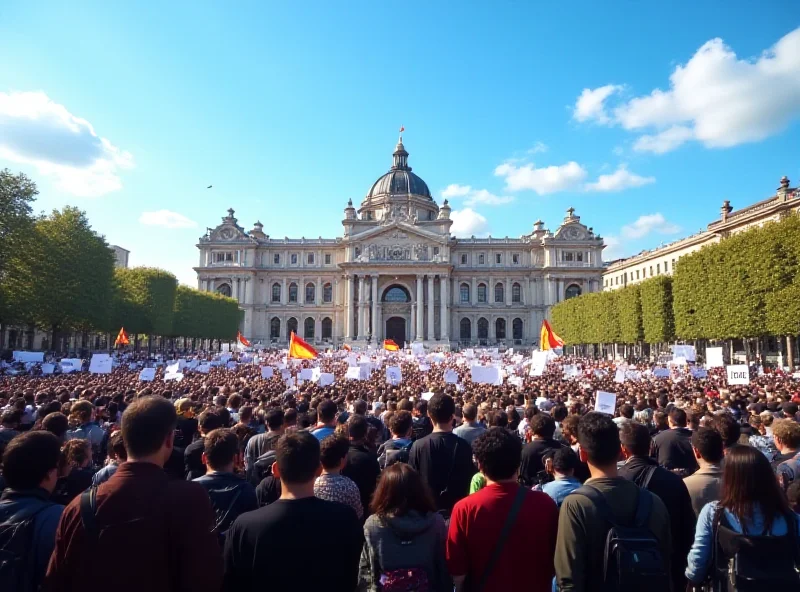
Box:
[195,136,605,348]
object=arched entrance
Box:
[385,316,406,345]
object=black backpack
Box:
[710,508,800,592]
[247,449,277,487]
[572,485,670,592]
[0,500,53,592]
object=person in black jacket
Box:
[193,428,258,540]
[185,409,223,480]
[619,422,696,592]
[520,414,566,486]
[651,407,698,473]
[341,415,381,519]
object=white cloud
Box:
[602,235,626,261]
[450,208,489,237]
[527,141,549,154]
[632,125,694,154]
[585,165,656,192]
[0,91,133,196]
[573,84,623,124]
[441,184,472,198]
[494,161,587,195]
[139,210,198,229]
[620,213,680,239]
[440,184,514,206]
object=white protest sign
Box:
[653,368,670,378]
[625,370,642,382]
[530,351,547,377]
[260,366,274,379]
[418,363,430,372]
[594,391,617,415]
[187,359,200,370]
[226,361,237,370]
[421,392,434,401]
[347,354,359,367]
[139,368,156,381]
[471,365,502,385]
[311,367,322,383]
[41,363,55,375]
[89,354,112,374]
[614,368,626,383]
[346,367,363,380]
[60,359,82,373]
[285,376,296,387]
[281,369,292,380]
[411,342,425,356]
[562,365,580,379]
[726,365,750,385]
[197,363,211,374]
[464,349,475,359]
[13,351,44,363]
[691,367,708,379]
[706,347,724,368]
[300,368,314,381]
[508,376,523,388]
[319,372,335,387]
[386,366,402,385]
[444,369,459,384]
[166,361,180,375]
[671,344,696,362]
[164,371,184,382]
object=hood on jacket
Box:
[385,510,438,537]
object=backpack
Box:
[380,567,430,592]
[381,441,413,469]
[572,485,670,592]
[0,500,53,592]
[776,452,800,491]
[248,449,277,487]
[710,507,800,592]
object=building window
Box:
[649,265,653,276]
[433,247,439,256]
[270,317,280,339]
[461,254,467,265]
[460,318,471,340]
[304,317,315,339]
[664,260,669,272]
[512,318,523,340]
[271,283,281,303]
[604,279,607,287]
[624,272,628,284]
[323,283,332,303]
[215,252,234,263]
[477,318,489,340]
[460,283,470,303]
[512,254,519,264]
[307,253,315,264]
[577,252,583,262]
[324,253,331,265]
[495,253,502,264]
[478,283,487,303]
[217,283,232,297]
[636,270,640,280]
[565,284,582,299]
[494,283,504,303]
[290,253,298,265]
[384,286,410,302]
[478,254,485,265]
[354,247,361,258]
[496,318,506,340]
[287,317,298,336]
[273,253,280,265]
[656,263,660,274]
[512,283,521,303]
[672,258,676,269]
[321,317,332,339]
[288,283,298,303]
[305,283,315,303]
[564,252,574,262]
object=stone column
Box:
[440,276,449,342]
[358,276,366,338]
[371,275,379,340]
[471,277,477,305]
[282,278,287,305]
[471,314,477,341]
[315,317,322,343]
[345,276,354,340]
[317,276,322,305]
[506,277,512,306]
[410,304,416,341]
[415,275,424,341]
[249,276,256,304]
[427,274,435,341]
[489,316,496,341]
[526,277,532,306]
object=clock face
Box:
[564,226,583,240]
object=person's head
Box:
[619,422,651,459]
[772,419,800,453]
[352,399,367,416]
[691,427,724,464]
[472,427,522,482]
[62,438,92,469]
[202,428,239,472]
[371,463,435,517]
[317,399,337,424]
[108,431,127,462]
[69,400,94,426]
[272,431,321,486]
[226,394,242,410]
[529,414,556,440]
[668,407,687,428]
[1,431,61,493]
[427,394,455,426]
[552,404,568,423]
[319,435,350,473]
[561,414,580,445]
[653,411,668,431]
[347,414,368,442]
[120,396,177,465]
[238,405,253,424]
[462,403,478,423]
[42,412,69,441]
[389,410,412,439]
[197,409,223,435]
[618,404,634,420]
[284,408,298,427]
[712,413,741,450]
[552,447,579,477]
[265,408,285,432]
[719,445,791,531]
[578,412,621,469]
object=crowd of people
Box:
[2,346,800,592]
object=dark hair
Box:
[462,403,478,422]
[427,394,455,424]
[319,435,350,470]
[653,411,668,430]
[2,431,61,489]
[552,404,568,422]
[669,407,687,427]
[203,428,239,469]
[787,480,800,513]
[552,447,579,474]
[472,427,522,481]
[578,412,620,466]
[318,399,337,423]
[42,412,69,439]
[347,414,368,441]
[108,431,127,461]
[691,427,723,463]
[198,409,223,433]
[525,406,539,421]
[619,422,651,457]
[121,396,177,458]
[352,400,367,415]
[275,431,320,484]
[266,408,285,431]
[370,463,435,517]
[389,410,412,437]
[561,414,580,442]
[62,438,91,467]
[619,404,634,420]
[487,410,508,428]
[284,408,298,426]
[712,414,741,448]
[719,445,791,531]
[529,414,556,439]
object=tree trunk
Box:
[787,335,795,372]
[51,324,59,354]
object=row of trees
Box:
[551,212,800,364]
[0,170,240,352]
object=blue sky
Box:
[1,1,799,286]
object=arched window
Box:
[305,283,316,304]
[288,283,298,303]
[271,283,281,303]
[477,317,489,339]
[513,318,523,340]
[217,283,232,297]
[565,284,582,299]
[496,318,506,339]
[287,317,298,336]
[512,283,521,303]
[304,317,315,339]
[477,283,487,303]
[460,283,470,303]
[270,317,280,339]
[460,318,471,340]
[321,317,332,339]
[494,283,504,303]
[383,286,410,302]
[323,283,332,303]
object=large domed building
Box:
[196,134,604,347]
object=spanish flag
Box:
[114,327,129,348]
[342,343,352,351]
[237,332,251,347]
[540,320,565,351]
[289,331,318,359]
[383,339,400,351]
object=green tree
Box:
[112,267,177,337]
[640,276,674,343]
[0,170,37,328]
[617,285,643,344]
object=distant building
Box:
[110,245,129,268]
[603,176,799,291]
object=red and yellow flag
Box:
[114,327,129,347]
[540,320,565,351]
[383,339,400,351]
[342,343,352,351]
[237,331,251,347]
[288,331,318,359]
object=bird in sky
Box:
[207,185,213,189]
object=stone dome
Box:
[365,138,432,200]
